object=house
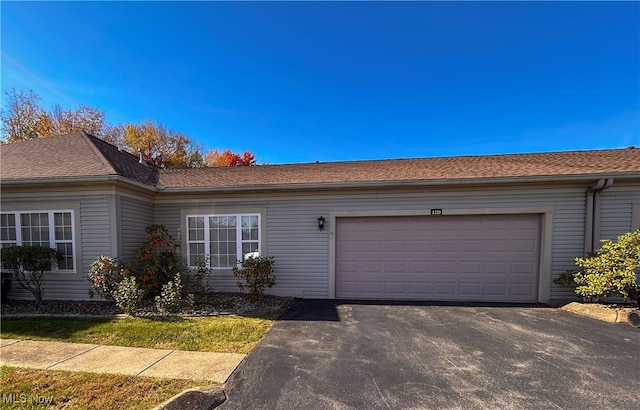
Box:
[1,131,639,303]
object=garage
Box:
[335,214,541,302]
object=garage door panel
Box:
[434,261,457,274]
[408,282,431,294]
[484,283,508,296]
[511,283,535,297]
[336,214,540,302]
[409,261,431,273]
[459,261,482,273]
[486,239,509,251]
[433,282,456,296]
[459,283,482,296]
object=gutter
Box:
[0,175,159,193]
[584,178,614,254]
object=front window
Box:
[0,210,75,272]
[186,214,261,268]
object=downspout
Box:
[584,178,614,254]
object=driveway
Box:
[222,300,640,410]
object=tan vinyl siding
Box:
[155,185,592,300]
[119,195,154,260]
[599,185,640,241]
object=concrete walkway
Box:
[0,339,245,383]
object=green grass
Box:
[1,366,214,409]
[0,314,279,354]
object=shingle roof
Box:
[2,132,639,191]
[159,148,640,189]
[0,132,159,186]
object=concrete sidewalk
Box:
[0,339,245,383]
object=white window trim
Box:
[186,213,261,269]
[0,210,76,273]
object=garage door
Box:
[336,214,540,302]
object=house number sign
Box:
[430,209,443,215]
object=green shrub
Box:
[574,230,640,306]
[113,276,143,315]
[155,273,184,314]
[87,256,125,300]
[232,256,275,301]
[0,246,62,305]
[181,257,212,294]
[553,270,578,287]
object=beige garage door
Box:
[336,214,540,302]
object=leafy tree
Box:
[123,120,204,168]
[204,148,256,167]
[1,88,260,169]
[574,230,640,306]
[0,89,48,142]
[41,104,106,137]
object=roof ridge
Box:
[76,131,119,175]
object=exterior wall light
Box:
[317,216,326,230]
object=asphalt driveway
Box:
[222,300,640,410]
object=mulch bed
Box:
[1,292,292,317]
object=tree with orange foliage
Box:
[204,149,256,167]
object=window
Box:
[186,214,260,268]
[0,210,75,272]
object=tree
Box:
[0,89,48,142]
[204,148,256,167]
[43,104,106,137]
[123,120,204,168]
[1,88,260,169]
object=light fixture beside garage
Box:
[317,216,326,230]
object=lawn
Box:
[0,312,279,408]
[0,314,279,354]
[0,366,213,409]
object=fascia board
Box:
[0,175,158,193]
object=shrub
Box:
[87,256,125,300]
[232,256,275,301]
[113,275,143,315]
[1,271,12,303]
[0,246,62,305]
[574,230,640,306]
[133,225,180,297]
[155,273,184,314]
[181,257,212,294]
[553,270,578,287]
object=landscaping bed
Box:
[1,292,291,318]
[559,301,635,324]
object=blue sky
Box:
[2,1,638,164]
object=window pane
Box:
[189,243,205,265]
[188,217,204,241]
[54,212,72,241]
[56,243,73,270]
[242,242,259,260]
[1,214,17,241]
